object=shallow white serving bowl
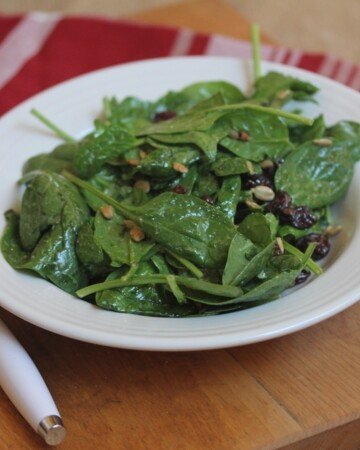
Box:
[0,57,359,351]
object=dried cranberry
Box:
[172,185,187,194]
[153,110,177,123]
[266,190,292,214]
[295,233,330,261]
[202,195,215,205]
[281,206,317,229]
[295,270,311,285]
[242,173,271,190]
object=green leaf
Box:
[217,176,241,220]
[22,143,79,175]
[138,145,200,178]
[2,211,86,294]
[222,233,257,285]
[211,155,257,176]
[19,172,89,251]
[290,115,325,144]
[95,263,196,317]
[150,120,229,160]
[238,212,278,247]
[180,81,245,105]
[326,121,360,162]
[81,166,132,211]
[93,210,154,267]
[275,139,354,208]
[219,109,293,162]
[192,170,219,198]
[73,125,141,178]
[250,71,318,107]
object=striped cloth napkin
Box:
[0,12,359,116]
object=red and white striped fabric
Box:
[0,13,359,116]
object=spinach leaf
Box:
[192,171,219,198]
[275,139,354,208]
[138,145,200,178]
[93,210,154,268]
[180,81,245,106]
[2,211,87,294]
[290,115,325,144]
[64,172,237,269]
[22,143,79,175]
[211,155,257,176]
[250,71,318,107]
[238,212,278,247]
[222,233,257,285]
[150,121,229,160]
[19,172,89,251]
[217,176,241,220]
[76,221,109,277]
[326,121,360,162]
[73,125,141,178]
[219,110,293,162]
[82,166,132,211]
[222,232,275,286]
[95,263,196,317]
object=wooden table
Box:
[1,1,359,449]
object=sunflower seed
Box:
[251,185,275,202]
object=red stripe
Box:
[0,17,178,115]
[297,53,325,72]
[0,16,22,44]
[346,65,359,87]
[188,34,210,55]
[329,59,342,79]
[282,50,294,65]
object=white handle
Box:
[0,319,66,445]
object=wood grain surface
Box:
[0,1,359,449]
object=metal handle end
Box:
[37,415,67,446]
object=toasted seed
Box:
[313,138,332,147]
[130,226,145,242]
[325,225,342,236]
[276,237,284,254]
[127,158,140,166]
[139,150,147,160]
[134,179,150,193]
[239,131,250,141]
[251,185,275,202]
[245,160,255,175]
[124,219,136,229]
[100,204,114,220]
[173,162,188,173]
[245,199,262,210]
[261,159,274,169]
[277,89,291,100]
[228,129,240,139]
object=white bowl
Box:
[0,56,359,351]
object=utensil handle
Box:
[0,319,66,445]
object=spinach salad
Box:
[2,27,359,317]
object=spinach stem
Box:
[120,263,138,281]
[76,275,241,298]
[165,249,203,279]
[62,170,138,221]
[251,24,261,81]
[214,104,313,126]
[283,241,323,275]
[31,109,76,143]
[166,275,186,304]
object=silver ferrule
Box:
[37,415,67,446]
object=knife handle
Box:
[0,319,66,445]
